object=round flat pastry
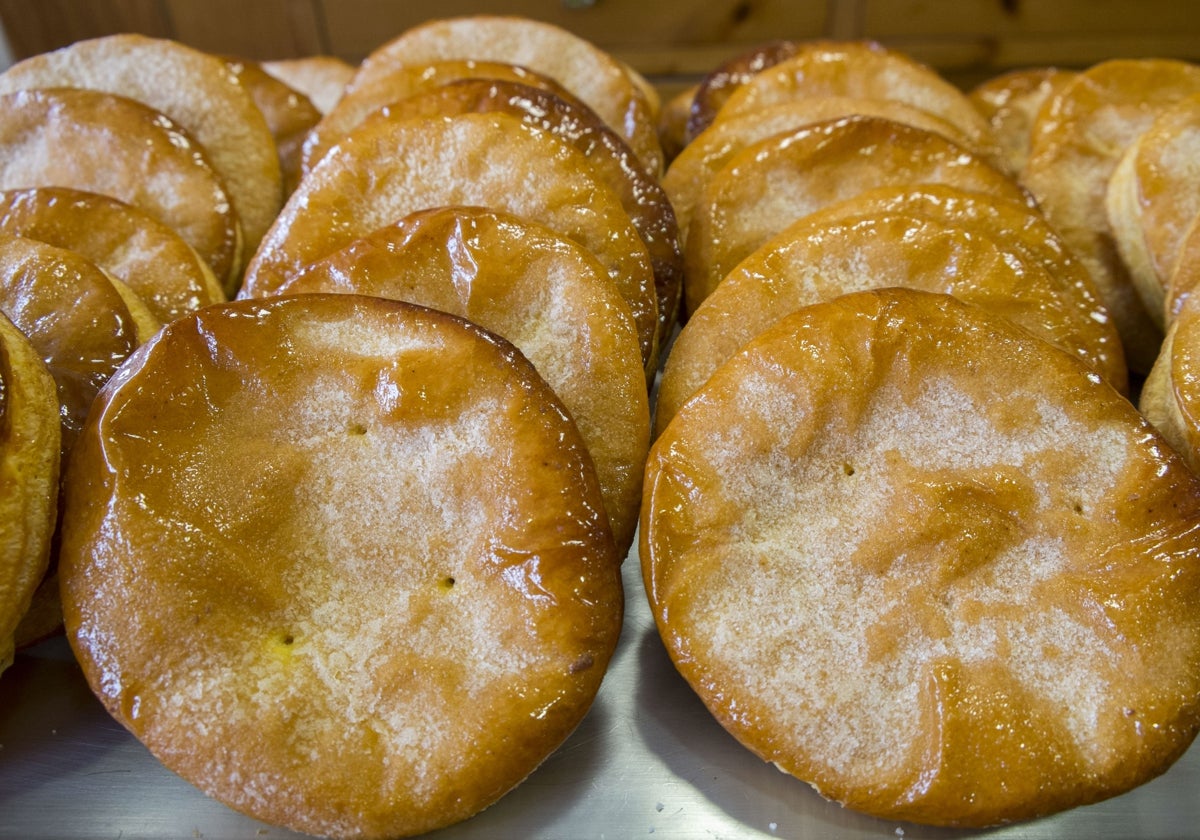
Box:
[0,33,283,285]
[1022,58,1200,371]
[262,56,355,115]
[1107,93,1200,324]
[242,110,659,376]
[656,209,1125,434]
[224,57,322,197]
[684,115,1031,312]
[1143,289,1200,471]
[0,87,239,293]
[686,39,802,141]
[348,14,664,176]
[60,293,623,839]
[0,186,224,324]
[707,40,997,158]
[369,79,683,342]
[302,59,575,176]
[664,97,988,242]
[273,206,649,554]
[643,286,1200,828]
[1166,212,1200,323]
[790,183,1125,389]
[0,311,60,673]
[0,233,147,453]
[968,67,1077,175]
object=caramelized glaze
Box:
[61,294,623,838]
[643,288,1200,827]
[0,87,240,290]
[0,186,224,324]
[275,206,650,553]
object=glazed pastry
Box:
[241,110,659,376]
[684,115,1030,311]
[271,206,650,554]
[60,293,624,840]
[0,186,224,324]
[0,33,282,286]
[657,205,1124,433]
[348,15,664,176]
[643,286,1200,828]
[0,87,239,292]
[0,311,60,673]
[1022,58,1200,370]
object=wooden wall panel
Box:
[2,0,1199,88]
[320,0,826,73]
[0,0,170,57]
[165,0,326,59]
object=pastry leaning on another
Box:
[644,286,1200,828]
[60,293,624,840]
[0,311,60,674]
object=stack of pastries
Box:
[1,13,1200,839]
[649,38,1200,829]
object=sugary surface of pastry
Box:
[60,293,623,840]
[242,110,658,375]
[0,186,224,324]
[969,67,1077,174]
[0,33,283,283]
[302,59,575,175]
[0,87,239,291]
[664,97,986,242]
[708,40,997,155]
[684,115,1030,312]
[642,287,1200,827]
[262,55,355,115]
[0,311,60,674]
[1106,93,1200,324]
[371,78,683,341]
[1022,58,1200,371]
[0,233,142,455]
[349,14,664,176]
[274,206,650,554]
[657,209,1124,435]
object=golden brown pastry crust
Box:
[708,40,997,156]
[643,287,1200,828]
[349,14,664,176]
[0,311,60,672]
[274,206,650,554]
[657,206,1125,434]
[241,110,659,375]
[969,67,1077,174]
[61,294,623,839]
[663,97,988,243]
[0,233,142,454]
[684,115,1031,312]
[302,59,575,176]
[1106,93,1200,325]
[0,33,283,285]
[368,78,683,344]
[685,39,801,140]
[1022,59,1200,371]
[0,186,224,324]
[0,87,240,291]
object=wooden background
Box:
[3,0,1200,91]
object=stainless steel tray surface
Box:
[2,546,1198,840]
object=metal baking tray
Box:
[2,542,1198,840]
